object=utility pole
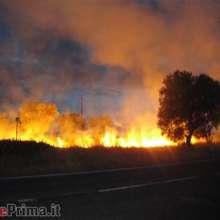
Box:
[15,117,21,141]
[80,95,84,117]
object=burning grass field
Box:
[0,140,219,177]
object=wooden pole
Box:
[15,117,21,140]
[80,95,83,117]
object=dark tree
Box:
[158,70,220,146]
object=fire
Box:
[0,101,177,148]
[101,128,174,147]
[57,137,64,148]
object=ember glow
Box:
[0,102,174,148]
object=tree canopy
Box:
[158,70,220,146]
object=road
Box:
[0,159,220,219]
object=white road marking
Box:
[98,176,198,193]
[14,173,220,201]
[0,159,212,181]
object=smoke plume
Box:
[1,0,220,139]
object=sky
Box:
[0,0,147,116]
[0,0,220,119]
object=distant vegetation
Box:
[0,140,219,177]
[158,71,220,146]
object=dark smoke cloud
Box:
[0,0,220,118]
[0,2,141,111]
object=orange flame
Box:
[0,102,178,148]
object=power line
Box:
[73,87,121,117]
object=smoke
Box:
[1,0,220,123]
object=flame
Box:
[101,127,174,148]
[57,137,64,148]
[0,101,182,148]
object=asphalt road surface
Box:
[0,159,220,220]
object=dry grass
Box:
[0,140,219,177]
